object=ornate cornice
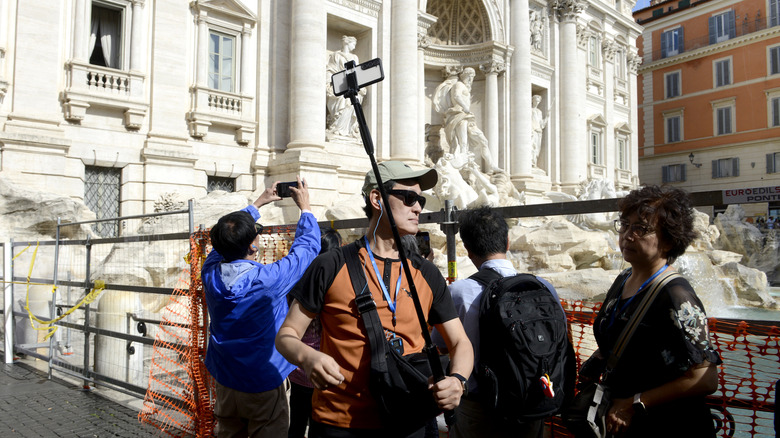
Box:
[326,0,381,18]
[424,41,513,69]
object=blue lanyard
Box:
[608,264,668,328]
[364,237,403,327]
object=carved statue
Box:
[530,11,544,52]
[326,36,365,138]
[531,94,549,168]
[433,68,499,174]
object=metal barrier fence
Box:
[6,202,194,398]
[2,189,778,436]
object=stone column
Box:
[390,0,418,161]
[196,14,208,87]
[628,52,642,184]
[481,61,503,169]
[129,0,145,71]
[555,0,586,191]
[509,0,532,179]
[288,0,326,150]
[240,27,251,95]
[418,32,431,160]
[73,0,88,61]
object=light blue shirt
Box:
[432,258,560,393]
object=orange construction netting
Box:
[139,233,779,437]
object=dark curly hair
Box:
[617,185,698,265]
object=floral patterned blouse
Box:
[590,268,722,437]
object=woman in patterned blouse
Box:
[579,185,722,437]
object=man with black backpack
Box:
[433,205,574,438]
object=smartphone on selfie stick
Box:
[334,58,455,426]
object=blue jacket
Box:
[202,205,321,392]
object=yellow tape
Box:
[20,242,108,341]
[447,261,457,280]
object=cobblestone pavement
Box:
[0,361,161,437]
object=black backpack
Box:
[473,269,576,424]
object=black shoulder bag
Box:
[563,269,681,438]
[343,242,447,435]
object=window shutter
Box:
[709,16,716,44]
[712,160,718,178]
[773,0,780,27]
[661,32,668,58]
[768,153,776,174]
[727,11,736,39]
[732,157,740,177]
[679,27,685,52]
[662,165,670,183]
[682,163,687,181]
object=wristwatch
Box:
[632,392,647,416]
[451,373,469,397]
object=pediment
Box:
[587,114,607,127]
[193,0,256,24]
[614,122,632,134]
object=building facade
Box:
[635,0,780,219]
[0,0,641,228]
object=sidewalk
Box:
[0,359,161,437]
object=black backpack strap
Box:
[469,267,504,288]
[343,242,388,373]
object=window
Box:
[662,164,686,183]
[665,71,681,98]
[771,0,780,27]
[209,32,235,92]
[85,166,121,238]
[661,27,684,58]
[207,176,236,193]
[712,157,739,178]
[589,36,599,67]
[617,138,627,169]
[615,50,626,79]
[770,45,780,75]
[771,96,780,127]
[709,11,735,44]
[590,130,602,164]
[768,152,780,173]
[89,4,122,69]
[665,114,681,143]
[714,58,731,87]
[716,107,732,135]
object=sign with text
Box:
[722,186,780,204]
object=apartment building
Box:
[634,0,780,219]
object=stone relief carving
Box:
[530,10,545,53]
[601,39,617,62]
[432,67,499,174]
[553,0,587,22]
[531,94,549,168]
[325,35,365,140]
[627,52,642,74]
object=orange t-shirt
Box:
[289,239,456,429]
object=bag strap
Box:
[605,269,682,372]
[469,268,503,288]
[344,242,388,373]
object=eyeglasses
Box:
[613,220,655,237]
[254,223,264,236]
[387,190,426,209]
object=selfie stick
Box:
[337,59,456,426]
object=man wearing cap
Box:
[202,176,321,438]
[277,161,473,438]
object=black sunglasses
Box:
[387,190,426,209]
[254,223,264,236]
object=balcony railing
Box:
[646,14,775,63]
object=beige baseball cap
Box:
[361,161,438,197]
